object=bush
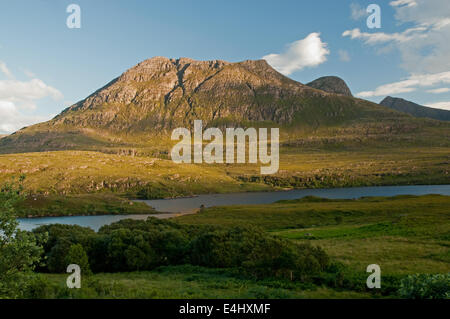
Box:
[398,274,450,299]
[22,274,57,299]
[33,224,96,273]
[65,244,92,276]
[46,238,73,273]
[189,226,329,281]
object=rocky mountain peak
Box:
[306,76,352,97]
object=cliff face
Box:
[306,76,353,97]
[380,96,450,122]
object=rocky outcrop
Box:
[306,76,352,97]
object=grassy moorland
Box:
[21,194,449,299]
[0,142,448,217]
[176,195,450,276]
[14,194,155,218]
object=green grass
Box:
[39,266,372,299]
[14,193,155,218]
[23,194,450,299]
[0,151,271,201]
[0,144,448,203]
[176,195,450,276]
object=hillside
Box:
[0,57,442,155]
[0,57,449,199]
[306,76,352,97]
[380,96,450,122]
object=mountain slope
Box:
[380,96,450,121]
[306,76,352,97]
[0,57,446,154]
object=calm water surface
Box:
[18,185,450,231]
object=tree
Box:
[0,176,46,298]
[65,244,92,276]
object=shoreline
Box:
[17,184,450,219]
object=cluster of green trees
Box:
[33,219,330,282]
[0,176,46,298]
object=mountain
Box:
[0,57,444,154]
[380,96,450,122]
[306,76,352,97]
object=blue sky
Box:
[0,0,449,133]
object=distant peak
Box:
[306,76,352,97]
[380,96,450,121]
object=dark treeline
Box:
[33,218,329,282]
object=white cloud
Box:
[0,63,62,133]
[390,0,418,8]
[345,0,450,102]
[356,71,450,97]
[0,101,52,133]
[0,78,63,110]
[338,49,350,62]
[427,87,450,94]
[350,3,367,21]
[342,27,422,45]
[425,101,450,110]
[263,33,330,75]
[22,69,36,78]
[343,0,450,74]
[0,61,14,79]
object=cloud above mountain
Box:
[0,101,53,134]
[0,61,62,133]
[343,0,450,74]
[263,33,329,75]
[350,3,368,21]
[357,71,450,97]
[426,101,450,110]
[343,0,450,109]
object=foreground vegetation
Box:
[35,266,373,299]
[177,195,450,276]
[27,194,450,298]
[1,177,448,299]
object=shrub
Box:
[398,274,450,299]
[65,244,92,276]
[189,226,329,281]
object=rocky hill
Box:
[0,57,444,154]
[306,76,352,97]
[380,96,450,122]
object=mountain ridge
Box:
[0,57,446,154]
[380,96,450,122]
